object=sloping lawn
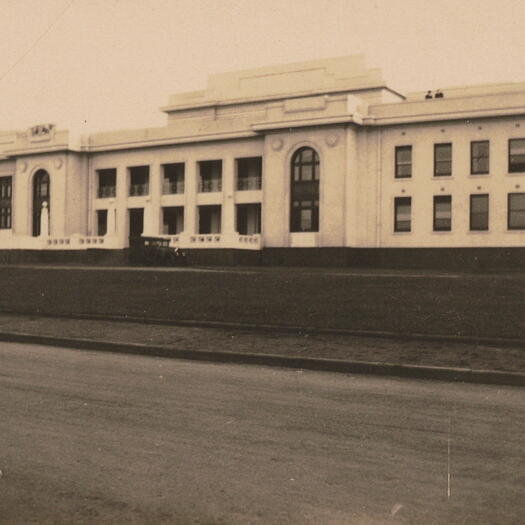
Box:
[0,267,523,340]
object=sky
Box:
[1,0,525,135]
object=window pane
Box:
[434,218,451,229]
[396,147,411,163]
[435,144,451,161]
[301,149,313,163]
[397,164,411,177]
[509,193,525,210]
[471,195,488,213]
[472,157,489,174]
[509,154,525,170]
[397,206,411,220]
[301,165,313,181]
[435,208,451,219]
[509,210,525,228]
[510,139,525,155]
[300,209,312,230]
[435,161,451,176]
[471,214,488,230]
[472,141,488,156]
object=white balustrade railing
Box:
[237,176,262,191]
[0,232,261,251]
[170,233,262,250]
[162,181,185,195]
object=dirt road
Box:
[0,342,523,524]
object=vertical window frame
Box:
[0,176,12,229]
[162,163,185,195]
[508,192,525,230]
[128,165,150,197]
[469,194,489,231]
[290,147,320,233]
[236,157,262,191]
[508,139,525,173]
[470,141,490,175]
[198,160,222,193]
[395,145,412,179]
[434,143,452,177]
[97,168,117,199]
[433,195,452,232]
[394,196,412,233]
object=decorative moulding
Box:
[28,123,56,143]
[325,133,339,147]
[271,138,284,151]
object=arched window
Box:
[290,147,319,232]
[32,169,50,236]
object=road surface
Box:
[0,342,523,524]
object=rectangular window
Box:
[394,197,411,232]
[198,160,222,192]
[198,205,221,234]
[508,193,525,230]
[236,157,262,190]
[129,166,149,196]
[97,209,108,236]
[509,139,525,173]
[395,146,412,178]
[97,169,116,198]
[433,195,452,231]
[162,206,184,234]
[236,203,261,234]
[162,163,185,194]
[0,176,12,229]
[470,194,489,231]
[471,141,489,175]
[434,143,452,176]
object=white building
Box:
[1,55,525,267]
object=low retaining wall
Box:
[0,249,129,265]
[262,247,525,270]
[0,246,523,269]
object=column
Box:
[184,160,197,236]
[115,164,128,245]
[222,157,236,236]
[144,163,161,236]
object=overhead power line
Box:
[0,0,75,83]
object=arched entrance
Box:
[32,170,50,236]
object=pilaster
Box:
[184,161,197,235]
[222,157,236,234]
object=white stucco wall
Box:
[2,56,525,253]
[379,117,525,247]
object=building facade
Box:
[1,55,525,267]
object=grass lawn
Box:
[0,266,524,340]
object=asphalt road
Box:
[0,343,523,525]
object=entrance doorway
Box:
[32,170,50,236]
[129,208,144,245]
